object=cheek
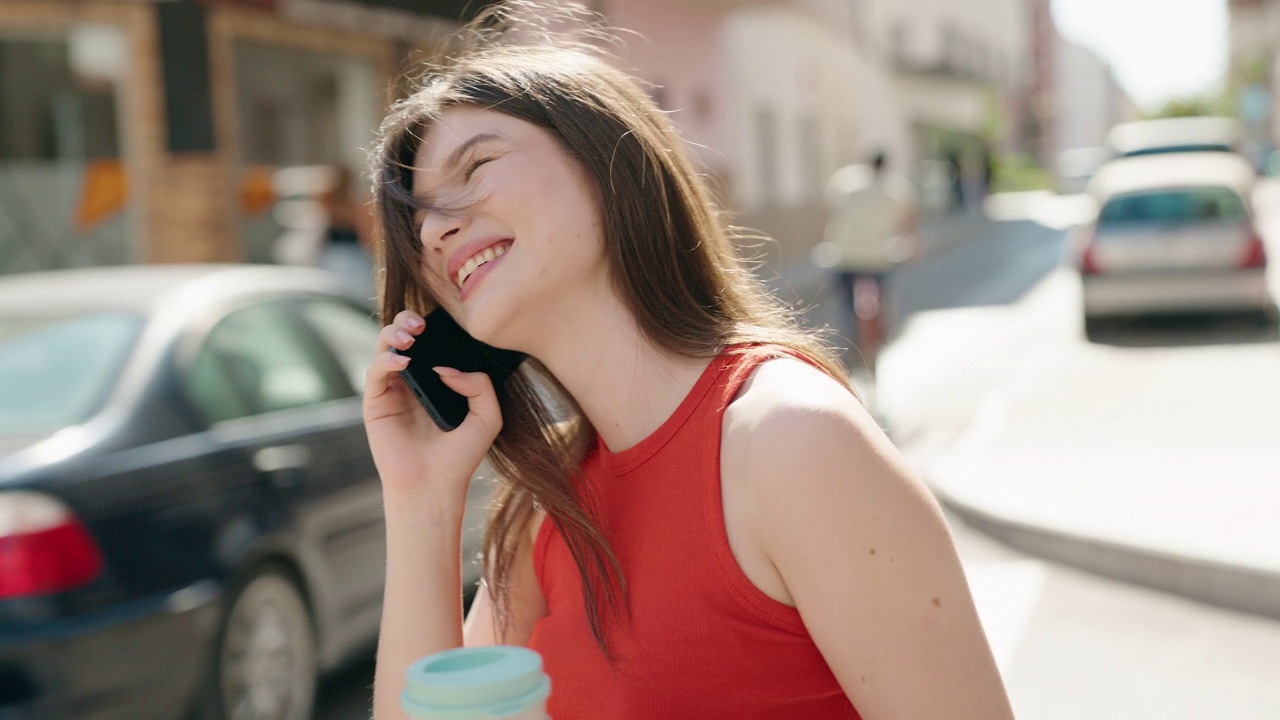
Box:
[488,157,606,278]
[418,256,455,301]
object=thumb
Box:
[433,367,503,431]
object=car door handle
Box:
[253,444,312,474]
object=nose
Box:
[419,210,468,252]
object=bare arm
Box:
[376,475,546,719]
[740,363,1013,719]
[373,491,467,719]
[364,310,507,720]
[463,511,548,647]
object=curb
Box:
[931,482,1280,623]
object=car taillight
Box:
[0,492,104,599]
[1080,231,1102,275]
[1242,230,1267,269]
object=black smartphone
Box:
[393,307,526,431]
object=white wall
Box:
[610,0,1032,213]
[723,6,868,209]
[821,0,1029,174]
[1053,38,1118,155]
[605,0,732,176]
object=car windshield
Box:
[0,312,144,434]
[1098,187,1246,227]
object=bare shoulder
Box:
[721,355,945,551]
[723,356,894,472]
[722,357,1013,718]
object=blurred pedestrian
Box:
[363,4,1013,720]
[318,165,376,301]
[947,149,965,213]
[980,145,996,203]
[820,151,920,372]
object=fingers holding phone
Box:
[364,310,424,420]
[429,366,504,437]
[362,308,524,500]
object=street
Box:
[883,185,1280,719]
[314,192,1280,719]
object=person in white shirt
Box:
[821,152,920,369]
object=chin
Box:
[458,296,524,352]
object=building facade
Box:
[1053,38,1132,157]
[1,0,1053,284]
[862,0,1032,184]
[598,0,1036,330]
[0,0,476,275]
[1026,0,1058,168]
[1228,0,1280,163]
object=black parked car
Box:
[0,265,489,720]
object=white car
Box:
[1105,116,1242,159]
[1078,152,1275,328]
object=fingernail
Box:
[432,366,461,377]
[394,330,413,344]
[410,316,426,329]
[390,353,409,365]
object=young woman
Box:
[363,6,1014,718]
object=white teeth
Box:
[455,244,509,288]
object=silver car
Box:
[1078,152,1275,328]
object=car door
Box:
[289,298,393,653]
[183,297,379,668]
[295,299,493,596]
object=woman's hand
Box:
[363,310,504,503]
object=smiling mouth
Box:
[455,241,511,288]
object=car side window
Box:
[297,300,380,393]
[187,302,349,423]
[186,347,251,425]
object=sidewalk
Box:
[879,267,1280,623]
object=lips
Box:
[446,237,514,290]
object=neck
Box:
[523,284,713,453]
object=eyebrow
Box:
[442,132,502,172]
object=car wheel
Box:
[215,569,316,720]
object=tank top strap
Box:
[707,343,825,417]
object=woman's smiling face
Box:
[411,105,608,350]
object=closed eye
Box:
[465,155,496,181]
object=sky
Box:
[1052,0,1229,112]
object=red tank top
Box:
[528,345,862,718]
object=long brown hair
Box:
[369,1,852,654]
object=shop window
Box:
[0,25,133,274]
[232,42,380,265]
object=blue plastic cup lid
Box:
[402,646,551,719]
